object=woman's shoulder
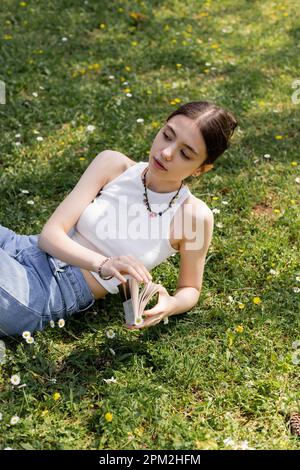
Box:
[182,193,213,221]
[104,151,137,185]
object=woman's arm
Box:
[38,150,126,272]
[170,204,214,314]
[129,205,214,329]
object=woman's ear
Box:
[191,163,214,177]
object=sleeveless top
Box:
[68,161,192,294]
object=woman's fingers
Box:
[101,256,152,284]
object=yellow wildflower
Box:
[3,35,13,40]
[164,25,170,31]
[176,63,182,68]
[238,302,245,310]
[105,412,113,422]
[123,88,131,93]
[235,325,244,333]
[53,392,61,401]
[291,161,298,166]
[212,196,219,200]
[253,296,262,305]
[131,41,138,46]
[99,23,106,29]
[19,1,27,5]
[125,66,131,72]
[151,121,160,128]
[273,209,280,214]
[79,157,86,161]
[275,135,283,140]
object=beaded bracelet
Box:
[98,257,114,280]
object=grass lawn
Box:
[0,0,299,450]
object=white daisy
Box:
[10,415,20,425]
[58,318,65,328]
[212,208,220,214]
[26,336,34,344]
[263,154,271,159]
[86,125,96,132]
[223,437,235,447]
[61,37,68,42]
[36,136,43,142]
[293,287,300,293]
[103,376,117,384]
[108,75,115,80]
[291,351,300,365]
[227,295,234,303]
[292,340,300,350]
[15,133,21,138]
[106,329,115,339]
[22,331,31,339]
[136,118,144,123]
[10,374,21,386]
[32,92,38,97]
[269,269,278,275]
[50,320,55,328]
[27,200,35,205]
[15,142,21,146]
[221,201,228,205]
[295,177,300,184]
[20,189,29,194]
[126,93,132,97]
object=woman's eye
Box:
[163,132,190,160]
[163,132,171,140]
[181,151,190,160]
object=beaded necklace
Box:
[142,167,183,217]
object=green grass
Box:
[0,0,299,450]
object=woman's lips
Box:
[153,157,167,170]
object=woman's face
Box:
[148,114,209,182]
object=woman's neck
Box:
[143,167,183,193]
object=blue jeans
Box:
[0,224,95,338]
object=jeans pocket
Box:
[13,244,45,265]
[0,287,48,338]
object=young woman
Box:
[0,101,237,338]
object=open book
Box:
[117,276,162,326]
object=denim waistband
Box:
[47,255,95,315]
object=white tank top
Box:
[68,161,192,294]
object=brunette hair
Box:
[166,101,238,165]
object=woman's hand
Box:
[101,255,152,284]
[126,285,178,330]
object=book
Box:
[117,276,162,326]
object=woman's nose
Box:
[162,147,173,160]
